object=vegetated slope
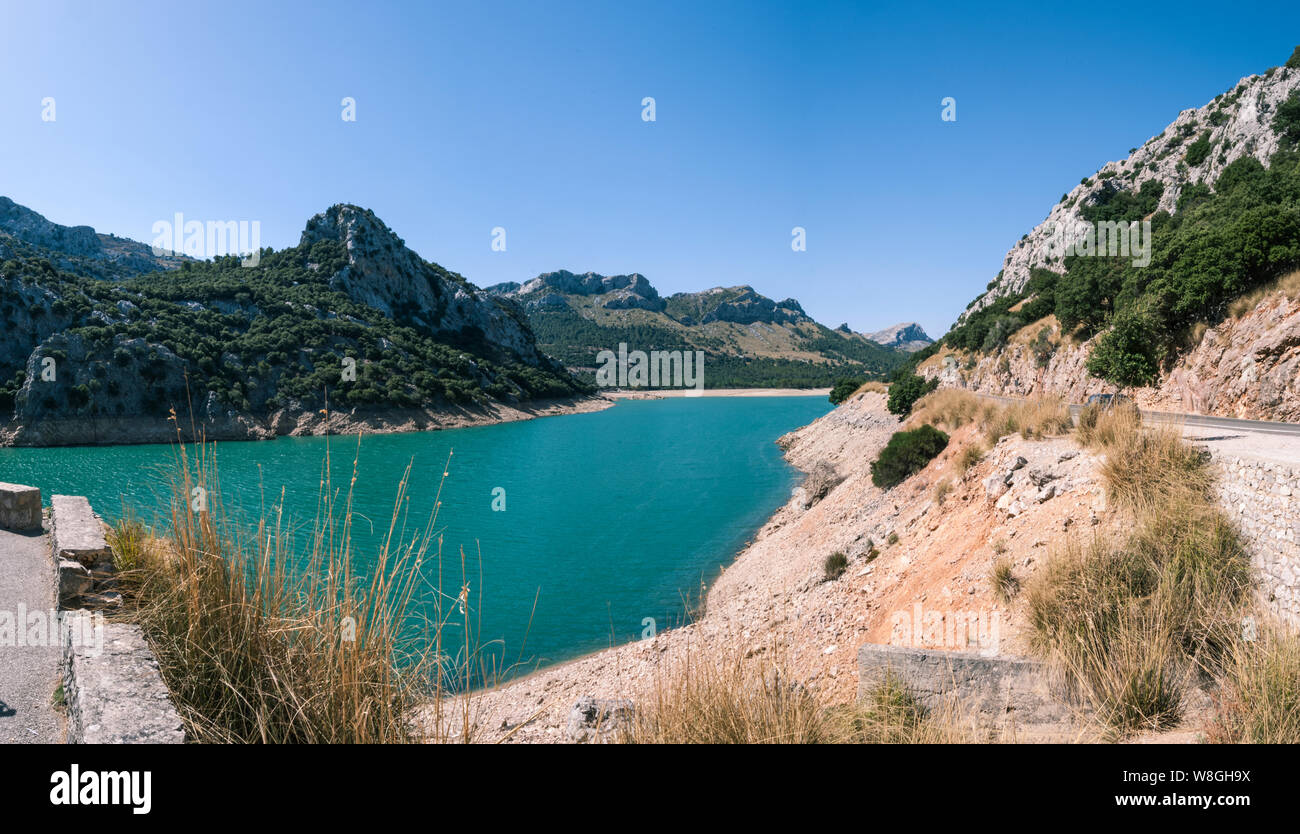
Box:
[485,272,914,387]
[0,201,589,445]
[922,48,1300,418]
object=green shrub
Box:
[979,315,1021,352]
[823,552,849,581]
[1086,307,1165,388]
[1286,45,1300,70]
[871,425,950,489]
[1274,90,1300,147]
[1184,130,1213,166]
[828,377,863,405]
[886,373,938,416]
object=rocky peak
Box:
[864,322,933,351]
[299,204,547,364]
[0,196,182,278]
[961,60,1300,322]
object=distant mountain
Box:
[0,200,587,445]
[485,271,910,388]
[0,196,184,279]
[861,322,933,352]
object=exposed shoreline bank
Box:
[0,394,615,448]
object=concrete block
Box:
[859,643,1076,740]
[0,481,42,532]
[51,495,111,567]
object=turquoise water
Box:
[0,397,830,674]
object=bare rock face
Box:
[962,64,1300,321]
[0,196,101,257]
[1153,291,1300,421]
[0,196,182,277]
[864,322,933,352]
[926,291,1300,422]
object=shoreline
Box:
[0,394,615,449]
[430,394,851,741]
[604,387,831,400]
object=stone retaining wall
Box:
[1214,453,1300,625]
[858,643,1078,741]
[61,611,185,744]
[53,498,186,745]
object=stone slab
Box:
[0,481,42,532]
[858,643,1078,740]
[62,611,185,744]
[51,494,111,567]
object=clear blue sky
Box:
[2,0,1298,339]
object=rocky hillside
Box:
[926,48,1300,420]
[485,271,913,387]
[0,197,185,280]
[0,201,591,446]
[925,283,1300,422]
[963,56,1300,320]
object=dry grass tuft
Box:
[829,674,971,743]
[958,442,987,474]
[990,557,1019,602]
[1076,401,1141,449]
[1027,413,1251,734]
[1227,269,1300,318]
[852,380,890,397]
[907,389,990,431]
[627,644,835,743]
[1081,407,1211,510]
[984,395,1074,443]
[110,437,469,743]
[627,643,972,744]
[1210,626,1300,743]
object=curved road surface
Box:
[979,394,1300,437]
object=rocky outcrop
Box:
[1,199,593,445]
[491,270,667,313]
[0,196,182,278]
[301,205,548,364]
[925,290,1300,422]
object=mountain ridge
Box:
[0,199,592,446]
[485,271,917,387]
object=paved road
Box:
[0,528,63,743]
[979,393,1300,437]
